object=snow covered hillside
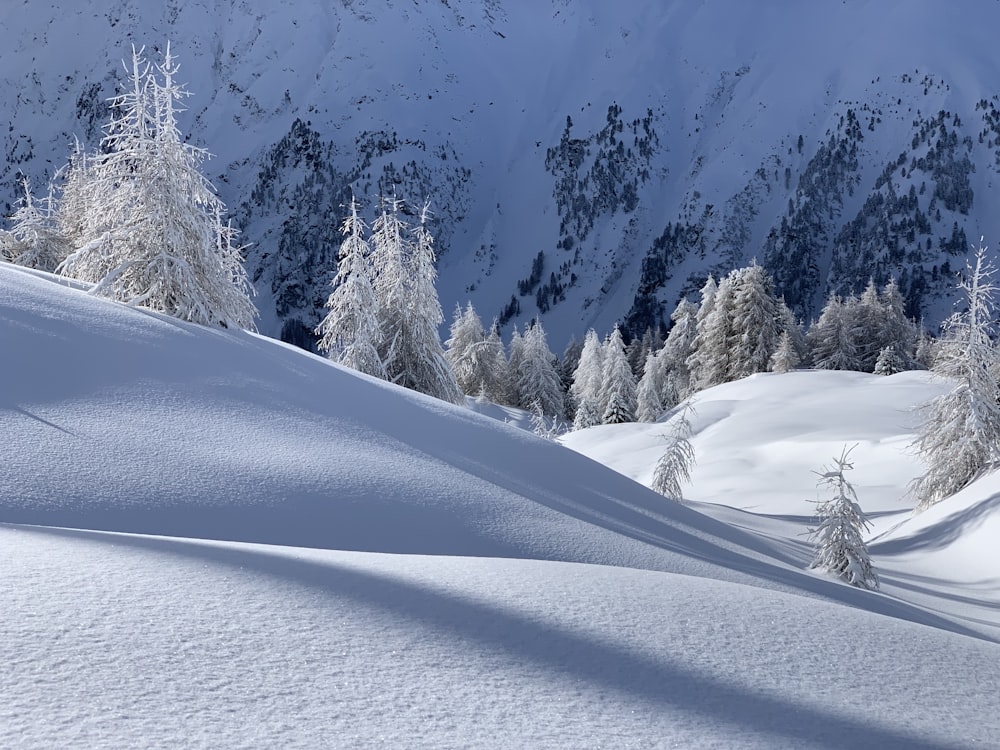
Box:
[6,1,1000,347]
[3,264,1000,748]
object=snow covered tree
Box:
[779,300,810,365]
[635,350,668,422]
[688,273,736,391]
[367,196,463,403]
[808,293,861,371]
[809,446,878,590]
[530,400,564,440]
[57,44,256,329]
[873,344,906,376]
[727,262,782,379]
[684,276,719,393]
[600,326,638,424]
[557,335,584,419]
[516,319,564,418]
[446,302,487,394]
[2,178,69,271]
[911,244,1000,511]
[651,404,696,501]
[445,303,509,403]
[660,297,699,404]
[876,278,917,368]
[315,198,385,379]
[913,324,936,370]
[570,329,605,429]
[852,280,885,372]
[505,326,526,407]
[769,330,801,373]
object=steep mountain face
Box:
[4,0,1000,347]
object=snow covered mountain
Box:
[5,0,1000,347]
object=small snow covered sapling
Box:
[808,445,879,590]
[651,403,696,501]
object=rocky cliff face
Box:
[5,0,1000,346]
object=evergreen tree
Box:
[57,44,256,329]
[570,329,605,428]
[853,279,884,372]
[913,323,936,370]
[877,278,917,367]
[370,194,411,376]
[688,273,736,391]
[778,301,810,365]
[660,297,698,404]
[315,198,385,379]
[2,178,69,271]
[809,293,861,371]
[651,404,696,501]
[809,446,878,590]
[571,393,603,431]
[728,262,782,379]
[517,319,564,419]
[505,326,527,407]
[601,326,638,424]
[445,302,489,395]
[911,244,1000,510]
[684,276,718,393]
[481,323,512,405]
[400,203,464,404]
[557,335,584,420]
[635,350,667,422]
[873,344,905,376]
[769,330,801,373]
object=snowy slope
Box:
[562,369,1000,641]
[5,1,1000,347]
[4,264,1000,747]
[4,526,999,750]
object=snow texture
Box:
[3,265,1000,748]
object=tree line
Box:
[3,45,994,528]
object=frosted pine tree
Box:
[809,446,878,590]
[913,323,935,369]
[688,273,737,390]
[505,326,527,407]
[769,330,801,373]
[779,301,810,365]
[370,194,412,379]
[635,349,669,422]
[570,329,605,429]
[728,262,782,379]
[517,319,564,419]
[660,297,699,404]
[481,323,512,405]
[911,244,1000,511]
[2,178,69,271]
[315,198,385,379]
[684,276,718,393]
[809,293,861,371]
[445,302,488,395]
[651,404,696,501]
[873,344,905,376]
[601,326,638,424]
[401,203,464,404]
[58,44,256,328]
[52,141,97,249]
[877,278,917,368]
[853,280,884,371]
[558,335,584,420]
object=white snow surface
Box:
[3,265,1000,748]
